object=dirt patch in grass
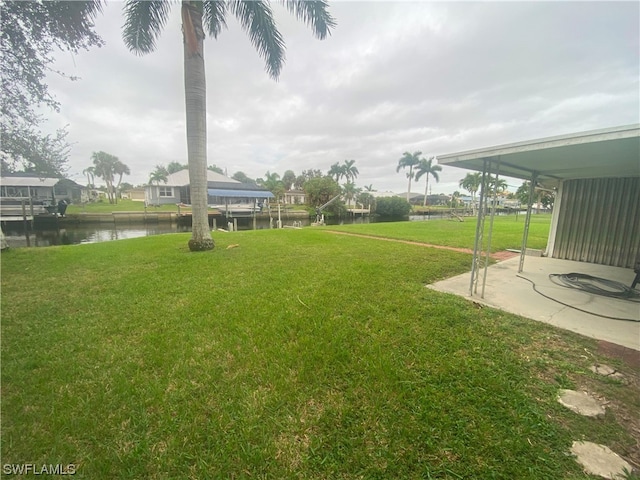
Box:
[597,340,640,369]
[325,230,517,261]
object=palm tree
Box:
[363,184,375,192]
[342,159,359,184]
[122,0,335,251]
[414,157,442,207]
[342,181,359,208]
[113,160,131,204]
[396,151,422,203]
[149,164,169,186]
[82,166,96,188]
[92,151,119,204]
[257,171,284,203]
[149,164,169,204]
[459,172,481,213]
[328,162,345,183]
[486,175,508,194]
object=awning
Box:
[208,189,274,198]
[437,124,639,186]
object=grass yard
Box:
[2,227,638,479]
[324,213,552,253]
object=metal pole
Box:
[518,172,538,273]
[22,200,30,247]
[481,161,500,298]
[469,159,487,296]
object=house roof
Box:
[165,169,240,186]
[436,124,640,186]
[0,175,60,187]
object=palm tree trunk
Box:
[423,176,429,207]
[183,1,214,251]
[406,167,412,203]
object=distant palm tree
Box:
[122,0,335,251]
[113,160,131,203]
[149,164,169,186]
[342,159,359,184]
[396,151,422,202]
[459,172,481,212]
[82,166,96,188]
[92,151,129,204]
[364,184,375,192]
[486,175,508,194]
[342,181,360,208]
[257,171,284,203]
[328,162,345,183]
[149,165,169,204]
[414,157,442,207]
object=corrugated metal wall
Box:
[553,177,639,268]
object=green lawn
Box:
[2,228,637,479]
[325,213,551,252]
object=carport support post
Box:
[469,159,488,296]
[482,161,500,299]
[518,172,538,273]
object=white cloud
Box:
[36,0,639,194]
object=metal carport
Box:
[436,124,640,298]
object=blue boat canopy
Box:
[208,189,274,198]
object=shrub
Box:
[375,197,411,217]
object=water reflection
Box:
[2,212,459,248]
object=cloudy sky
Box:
[43,0,639,194]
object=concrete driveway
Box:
[428,256,640,351]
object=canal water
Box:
[1,212,458,248]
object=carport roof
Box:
[436,124,640,185]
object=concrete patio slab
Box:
[428,256,640,351]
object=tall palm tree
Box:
[113,160,131,204]
[122,0,335,251]
[414,157,442,207]
[92,151,119,204]
[396,151,422,203]
[342,159,359,184]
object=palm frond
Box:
[229,0,285,79]
[122,0,173,55]
[203,0,228,38]
[283,0,336,39]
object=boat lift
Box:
[313,194,342,225]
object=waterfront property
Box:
[144,169,274,210]
[0,173,87,205]
[0,174,88,222]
